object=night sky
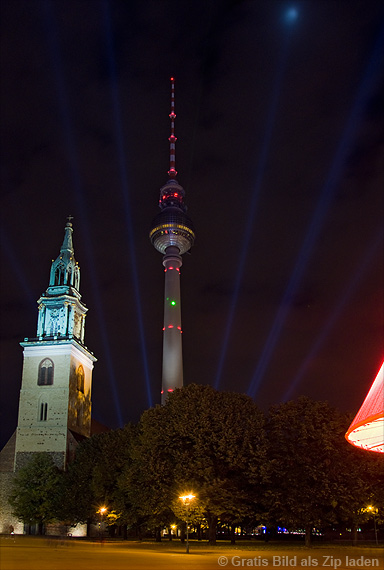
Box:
[1,0,383,449]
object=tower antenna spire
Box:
[168,77,177,178]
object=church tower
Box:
[14,218,96,470]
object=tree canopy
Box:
[10,453,62,532]
[264,396,383,546]
[8,389,383,543]
[119,383,267,543]
[59,424,136,526]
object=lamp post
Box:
[366,506,378,545]
[97,506,107,541]
[179,494,196,553]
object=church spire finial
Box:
[168,77,177,179]
[61,216,74,254]
[48,218,80,292]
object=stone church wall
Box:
[0,433,23,534]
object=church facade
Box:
[0,219,96,534]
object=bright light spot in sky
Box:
[285,7,298,24]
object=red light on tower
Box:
[345,361,384,453]
[168,77,177,178]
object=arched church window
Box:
[38,359,54,385]
[54,263,65,285]
[76,365,85,393]
[73,267,80,290]
[39,402,48,421]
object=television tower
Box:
[149,78,195,404]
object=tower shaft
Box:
[161,247,183,404]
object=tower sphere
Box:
[149,179,195,255]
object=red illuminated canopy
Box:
[345,361,384,453]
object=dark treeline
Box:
[10,385,384,546]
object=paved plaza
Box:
[1,537,383,570]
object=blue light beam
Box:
[41,0,124,425]
[0,229,36,310]
[101,0,153,408]
[283,229,382,402]
[247,22,384,399]
[214,20,294,390]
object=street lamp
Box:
[97,506,107,540]
[366,506,378,545]
[179,494,196,553]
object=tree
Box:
[264,397,381,547]
[60,424,136,534]
[120,384,267,544]
[9,453,62,533]
[90,424,138,536]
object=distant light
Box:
[171,300,176,306]
[285,7,298,23]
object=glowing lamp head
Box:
[345,362,384,453]
[179,493,196,503]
